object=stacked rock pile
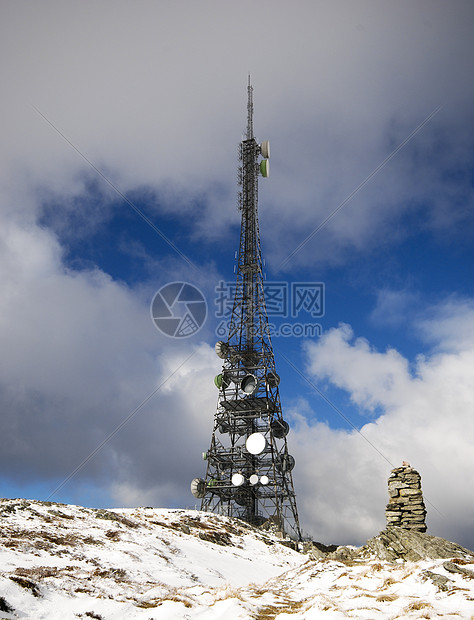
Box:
[386,462,427,532]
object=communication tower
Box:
[191,78,301,540]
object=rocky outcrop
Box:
[301,463,473,565]
[302,529,474,564]
[360,527,474,562]
[386,464,427,532]
[301,540,338,560]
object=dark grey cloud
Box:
[2,1,473,262]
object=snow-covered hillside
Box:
[0,498,473,619]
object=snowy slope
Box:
[0,498,473,619]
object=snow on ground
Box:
[0,498,301,619]
[0,498,473,619]
[241,556,474,619]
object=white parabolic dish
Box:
[232,473,245,487]
[246,432,266,455]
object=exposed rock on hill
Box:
[303,527,474,564]
[360,527,474,562]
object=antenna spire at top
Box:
[247,74,254,140]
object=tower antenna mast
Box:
[247,74,254,140]
[191,78,301,540]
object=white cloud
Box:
[416,298,474,352]
[304,324,413,412]
[291,318,474,548]
[0,206,219,499]
[0,1,472,266]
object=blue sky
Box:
[1,0,474,547]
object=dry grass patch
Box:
[370,562,385,571]
[405,600,433,612]
[376,593,399,602]
[452,558,474,565]
[9,575,41,597]
[92,568,128,582]
[136,594,193,609]
[379,576,397,588]
[6,528,80,548]
[0,596,14,614]
[254,605,282,619]
[254,599,304,619]
[14,566,61,580]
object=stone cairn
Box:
[386,462,427,532]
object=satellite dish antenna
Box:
[260,140,270,159]
[190,478,206,498]
[279,454,295,472]
[241,374,258,394]
[259,159,269,177]
[219,421,230,434]
[266,371,280,388]
[235,492,247,506]
[214,373,230,390]
[215,341,229,359]
[232,473,245,487]
[260,475,269,485]
[246,432,266,455]
[249,474,259,485]
[271,419,290,438]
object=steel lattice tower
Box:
[191,79,301,540]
